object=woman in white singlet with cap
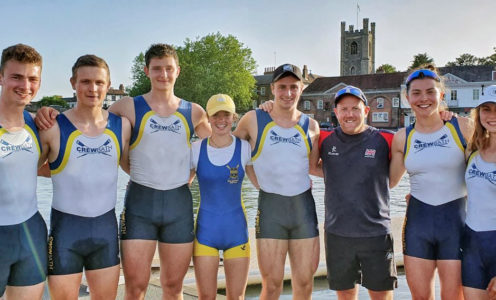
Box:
[462,85,496,300]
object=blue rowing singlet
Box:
[195,137,248,250]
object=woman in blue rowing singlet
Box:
[191,94,259,300]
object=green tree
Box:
[409,53,434,70]
[445,53,479,67]
[126,52,150,97]
[478,47,496,66]
[376,64,397,73]
[38,95,68,108]
[175,32,257,112]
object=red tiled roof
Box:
[303,72,406,94]
[107,87,127,96]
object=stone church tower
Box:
[340,18,375,76]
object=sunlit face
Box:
[209,110,234,136]
[145,56,180,91]
[0,60,41,107]
[479,103,496,134]
[334,95,370,135]
[70,66,110,108]
[406,78,444,117]
[271,76,303,110]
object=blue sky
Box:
[1,0,495,100]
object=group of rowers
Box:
[0,42,495,300]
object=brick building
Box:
[299,72,405,128]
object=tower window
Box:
[351,42,358,55]
[350,66,356,75]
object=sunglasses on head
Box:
[335,86,367,102]
[405,69,441,86]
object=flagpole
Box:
[356,2,359,28]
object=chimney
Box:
[264,66,275,75]
[303,65,308,79]
[119,84,124,91]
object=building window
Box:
[260,87,266,96]
[372,112,389,122]
[392,97,400,108]
[350,66,356,75]
[112,95,116,101]
[303,101,311,111]
[351,42,358,55]
[451,90,457,100]
[473,89,479,100]
[317,99,323,110]
[376,98,384,109]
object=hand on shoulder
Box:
[456,115,474,141]
[35,106,59,130]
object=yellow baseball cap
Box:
[206,94,236,116]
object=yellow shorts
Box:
[193,239,250,259]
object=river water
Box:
[35,169,410,226]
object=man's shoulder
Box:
[109,96,135,116]
[239,109,257,122]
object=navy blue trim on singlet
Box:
[107,113,123,155]
[24,110,42,153]
[251,109,312,157]
[299,114,312,151]
[447,117,467,148]
[49,113,123,170]
[129,96,194,145]
[49,114,76,170]
[403,123,415,155]
[251,109,271,157]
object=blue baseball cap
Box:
[334,85,368,106]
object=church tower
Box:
[340,18,375,76]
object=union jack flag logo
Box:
[364,148,376,158]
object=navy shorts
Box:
[0,212,47,296]
[48,208,120,275]
[462,226,496,290]
[403,196,465,260]
[120,181,194,243]
[255,189,318,239]
[325,232,397,291]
